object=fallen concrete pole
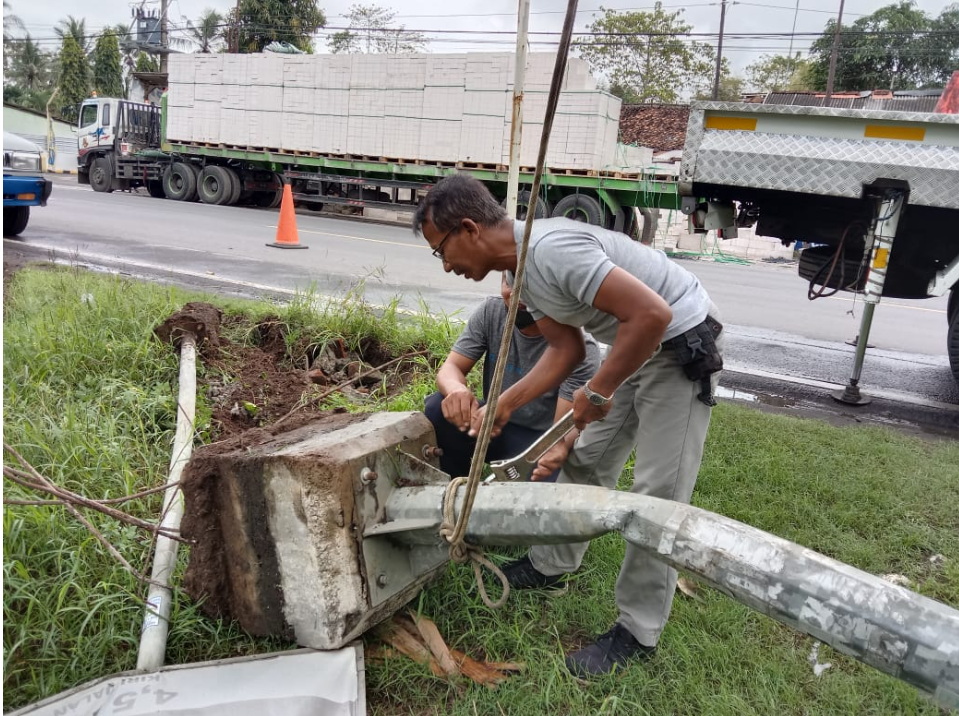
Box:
[385,483,959,709]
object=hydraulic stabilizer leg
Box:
[834,184,908,406]
[384,483,959,708]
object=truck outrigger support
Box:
[834,182,909,406]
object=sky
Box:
[5,0,956,75]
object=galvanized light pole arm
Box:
[384,483,959,708]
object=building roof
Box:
[762,89,942,113]
[618,104,690,152]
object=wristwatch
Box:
[583,381,611,406]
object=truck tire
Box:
[3,206,30,237]
[551,193,603,225]
[90,156,115,193]
[147,180,166,198]
[948,287,958,326]
[949,308,959,386]
[503,190,549,221]
[224,168,243,206]
[163,162,197,201]
[198,166,234,205]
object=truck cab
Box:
[77,96,163,193]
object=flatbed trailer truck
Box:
[679,99,959,395]
[76,94,676,238]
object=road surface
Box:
[10,177,958,411]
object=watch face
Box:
[588,392,605,405]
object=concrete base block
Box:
[181,411,449,650]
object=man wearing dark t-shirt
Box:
[425,275,600,481]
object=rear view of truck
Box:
[679,98,959,394]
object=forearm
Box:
[436,363,470,397]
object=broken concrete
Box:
[181,411,449,649]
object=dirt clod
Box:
[154,301,223,356]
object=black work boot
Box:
[565,623,656,677]
[502,555,567,593]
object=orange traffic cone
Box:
[267,183,308,249]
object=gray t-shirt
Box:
[509,219,712,344]
[452,296,601,431]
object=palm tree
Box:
[10,33,50,91]
[186,9,223,53]
[55,15,90,55]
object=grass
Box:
[3,265,958,715]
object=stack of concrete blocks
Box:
[660,212,797,261]
[165,52,649,172]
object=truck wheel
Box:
[198,166,235,205]
[948,287,958,326]
[949,308,959,386]
[90,157,115,193]
[3,206,30,237]
[224,168,243,206]
[147,180,166,199]
[503,190,548,221]
[163,162,198,201]
[551,193,603,225]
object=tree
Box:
[135,52,159,73]
[9,34,51,91]
[577,4,713,104]
[329,4,426,53]
[93,30,125,98]
[4,0,25,72]
[690,56,744,101]
[186,9,223,53]
[235,0,326,53]
[746,53,812,93]
[807,1,959,91]
[57,33,90,122]
[55,15,91,55]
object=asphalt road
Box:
[11,177,959,412]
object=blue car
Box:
[3,132,53,237]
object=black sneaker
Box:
[502,555,567,593]
[565,623,656,678]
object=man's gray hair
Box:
[413,173,508,235]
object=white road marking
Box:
[268,225,427,250]
[826,295,946,314]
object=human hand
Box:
[468,402,512,439]
[572,386,612,430]
[531,437,573,481]
[441,387,479,432]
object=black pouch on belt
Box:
[664,316,724,406]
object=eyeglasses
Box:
[432,226,458,261]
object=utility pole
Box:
[505,0,530,219]
[824,0,845,105]
[159,0,168,74]
[711,0,728,100]
[233,0,241,52]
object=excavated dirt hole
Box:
[155,302,427,443]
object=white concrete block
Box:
[220,108,247,146]
[347,116,383,155]
[167,83,195,108]
[348,88,386,117]
[221,84,248,110]
[316,55,352,89]
[312,115,349,154]
[464,90,508,118]
[423,86,464,120]
[247,54,285,86]
[283,57,317,87]
[194,83,222,102]
[418,119,461,161]
[250,85,284,109]
[193,54,223,84]
[283,87,315,114]
[168,54,196,84]
[386,55,427,88]
[247,110,283,147]
[384,89,423,118]
[282,112,315,150]
[315,88,350,116]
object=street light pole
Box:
[712,0,728,100]
[160,0,168,74]
[824,0,846,104]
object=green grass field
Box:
[3,266,958,715]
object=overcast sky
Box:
[6,0,955,75]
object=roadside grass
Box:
[3,266,957,715]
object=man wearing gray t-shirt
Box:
[414,173,724,678]
[426,275,600,481]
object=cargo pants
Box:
[528,307,724,648]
